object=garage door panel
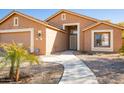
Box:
[0,32,30,48]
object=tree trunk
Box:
[9,59,15,80]
[9,66,15,80]
[15,68,20,82]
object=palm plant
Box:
[0,42,39,82]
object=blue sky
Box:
[0,9,124,23]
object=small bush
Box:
[119,46,124,55]
[0,42,39,82]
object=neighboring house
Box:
[0,9,124,55]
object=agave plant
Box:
[0,42,39,82]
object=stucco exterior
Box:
[46,28,68,54]
[0,10,123,54]
[0,12,68,55]
[82,23,122,52]
[46,10,124,53]
[47,11,97,30]
[0,13,46,54]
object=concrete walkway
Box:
[40,51,98,84]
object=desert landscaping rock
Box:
[0,62,64,84]
[74,51,124,84]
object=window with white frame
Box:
[94,32,110,47]
[61,13,66,21]
[13,17,19,26]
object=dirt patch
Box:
[74,51,124,84]
[0,62,64,84]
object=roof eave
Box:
[0,10,66,33]
[82,22,124,32]
[45,9,99,22]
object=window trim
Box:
[13,17,19,26]
[61,13,66,21]
[94,32,110,47]
[91,30,113,52]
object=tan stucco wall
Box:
[0,14,46,54]
[47,12,97,51]
[0,12,122,54]
[0,13,68,55]
[46,28,68,54]
[82,23,122,52]
[47,12,97,30]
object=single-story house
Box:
[0,9,124,55]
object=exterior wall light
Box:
[36,30,42,40]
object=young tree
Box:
[0,42,39,82]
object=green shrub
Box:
[119,46,124,55]
[0,42,39,82]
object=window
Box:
[13,17,19,26]
[70,30,77,35]
[61,13,66,21]
[94,32,110,47]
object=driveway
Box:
[40,51,98,84]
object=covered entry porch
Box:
[63,23,80,51]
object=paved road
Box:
[40,51,98,84]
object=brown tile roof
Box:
[0,10,67,33]
[1,9,124,33]
[45,9,99,22]
[82,21,124,32]
[45,9,124,30]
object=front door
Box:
[65,25,78,50]
[69,34,77,50]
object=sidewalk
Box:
[40,51,98,84]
